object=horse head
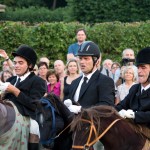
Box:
[71,105,122,150]
[35,93,74,149]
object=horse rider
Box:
[116,47,150,132]
[0,45,46,150]
[64,41,115,150]
[65,41,115,111]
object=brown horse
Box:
[71,105,150,150]
[0,100,30,149]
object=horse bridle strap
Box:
[54,121,72,139]
[72,118,121,149]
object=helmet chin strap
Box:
[147,73,150,83]
[19,67,30,76]
[84,57,98,75]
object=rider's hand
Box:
[68,105,82,114]
[0,81,10,92]
[125,109,135,119]
[118,109,127,118]
[64,99,72,107]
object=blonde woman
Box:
[116,66,137,104]
[60,59,80,100]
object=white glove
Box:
[125,109,135,119]
[64,99,72,107]
[68,105,82,114]
[118,109,127,118]
[0,81,10,92]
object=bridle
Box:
[72,118,121,150]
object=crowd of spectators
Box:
[0,28,149,150]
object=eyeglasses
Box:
[124,72,133,75]
[39,67,47,70]
[111,67,119,70]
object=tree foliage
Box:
[66,0,150,23]
[0,21,149,66]
[0,0,67,9]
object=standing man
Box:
[116,47,150,130]
[0,45,46,150]
[67,28,87,61]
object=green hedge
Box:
[0,21,149,66]
[0,7,72,23]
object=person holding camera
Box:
[116,48,138,87]
[122,48,135,66]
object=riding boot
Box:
[28,143,39,150]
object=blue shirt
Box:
[68,43,80,56]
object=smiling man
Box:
[116,47,150,130]
[0,45,46,150]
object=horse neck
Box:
[100,117,145,150]
[55,99,74,124]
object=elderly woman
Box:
[115,65,137,104]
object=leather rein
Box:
[72,118,121,150]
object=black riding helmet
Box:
[136,47,150,66]
[77,41,101,74]
[77,41,100,59]
[136,47,150,83]
[12,45,37,71]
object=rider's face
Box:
[13,56,29,76]
[79,56,94,75]
[138,64,150,87]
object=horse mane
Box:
[70,105,150,140]
[70,105,120,133]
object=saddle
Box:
[128,119,150,140]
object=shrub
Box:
[0,21,149,66]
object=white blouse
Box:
[117,82,136,101]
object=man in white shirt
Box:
[0,45,46,150]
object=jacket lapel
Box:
[10,76,17,86]
[79,70,99,100]
[140,87,150,98]
[71,77,82,99]
[17,73,34,88]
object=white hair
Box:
[122,48,134,58]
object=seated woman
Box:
[46,69,61,97]
[116,66,137,104]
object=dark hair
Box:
[111,62,121,69]
[76,28,86,35]
[37,61,49,69]
[46,69,59,82]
